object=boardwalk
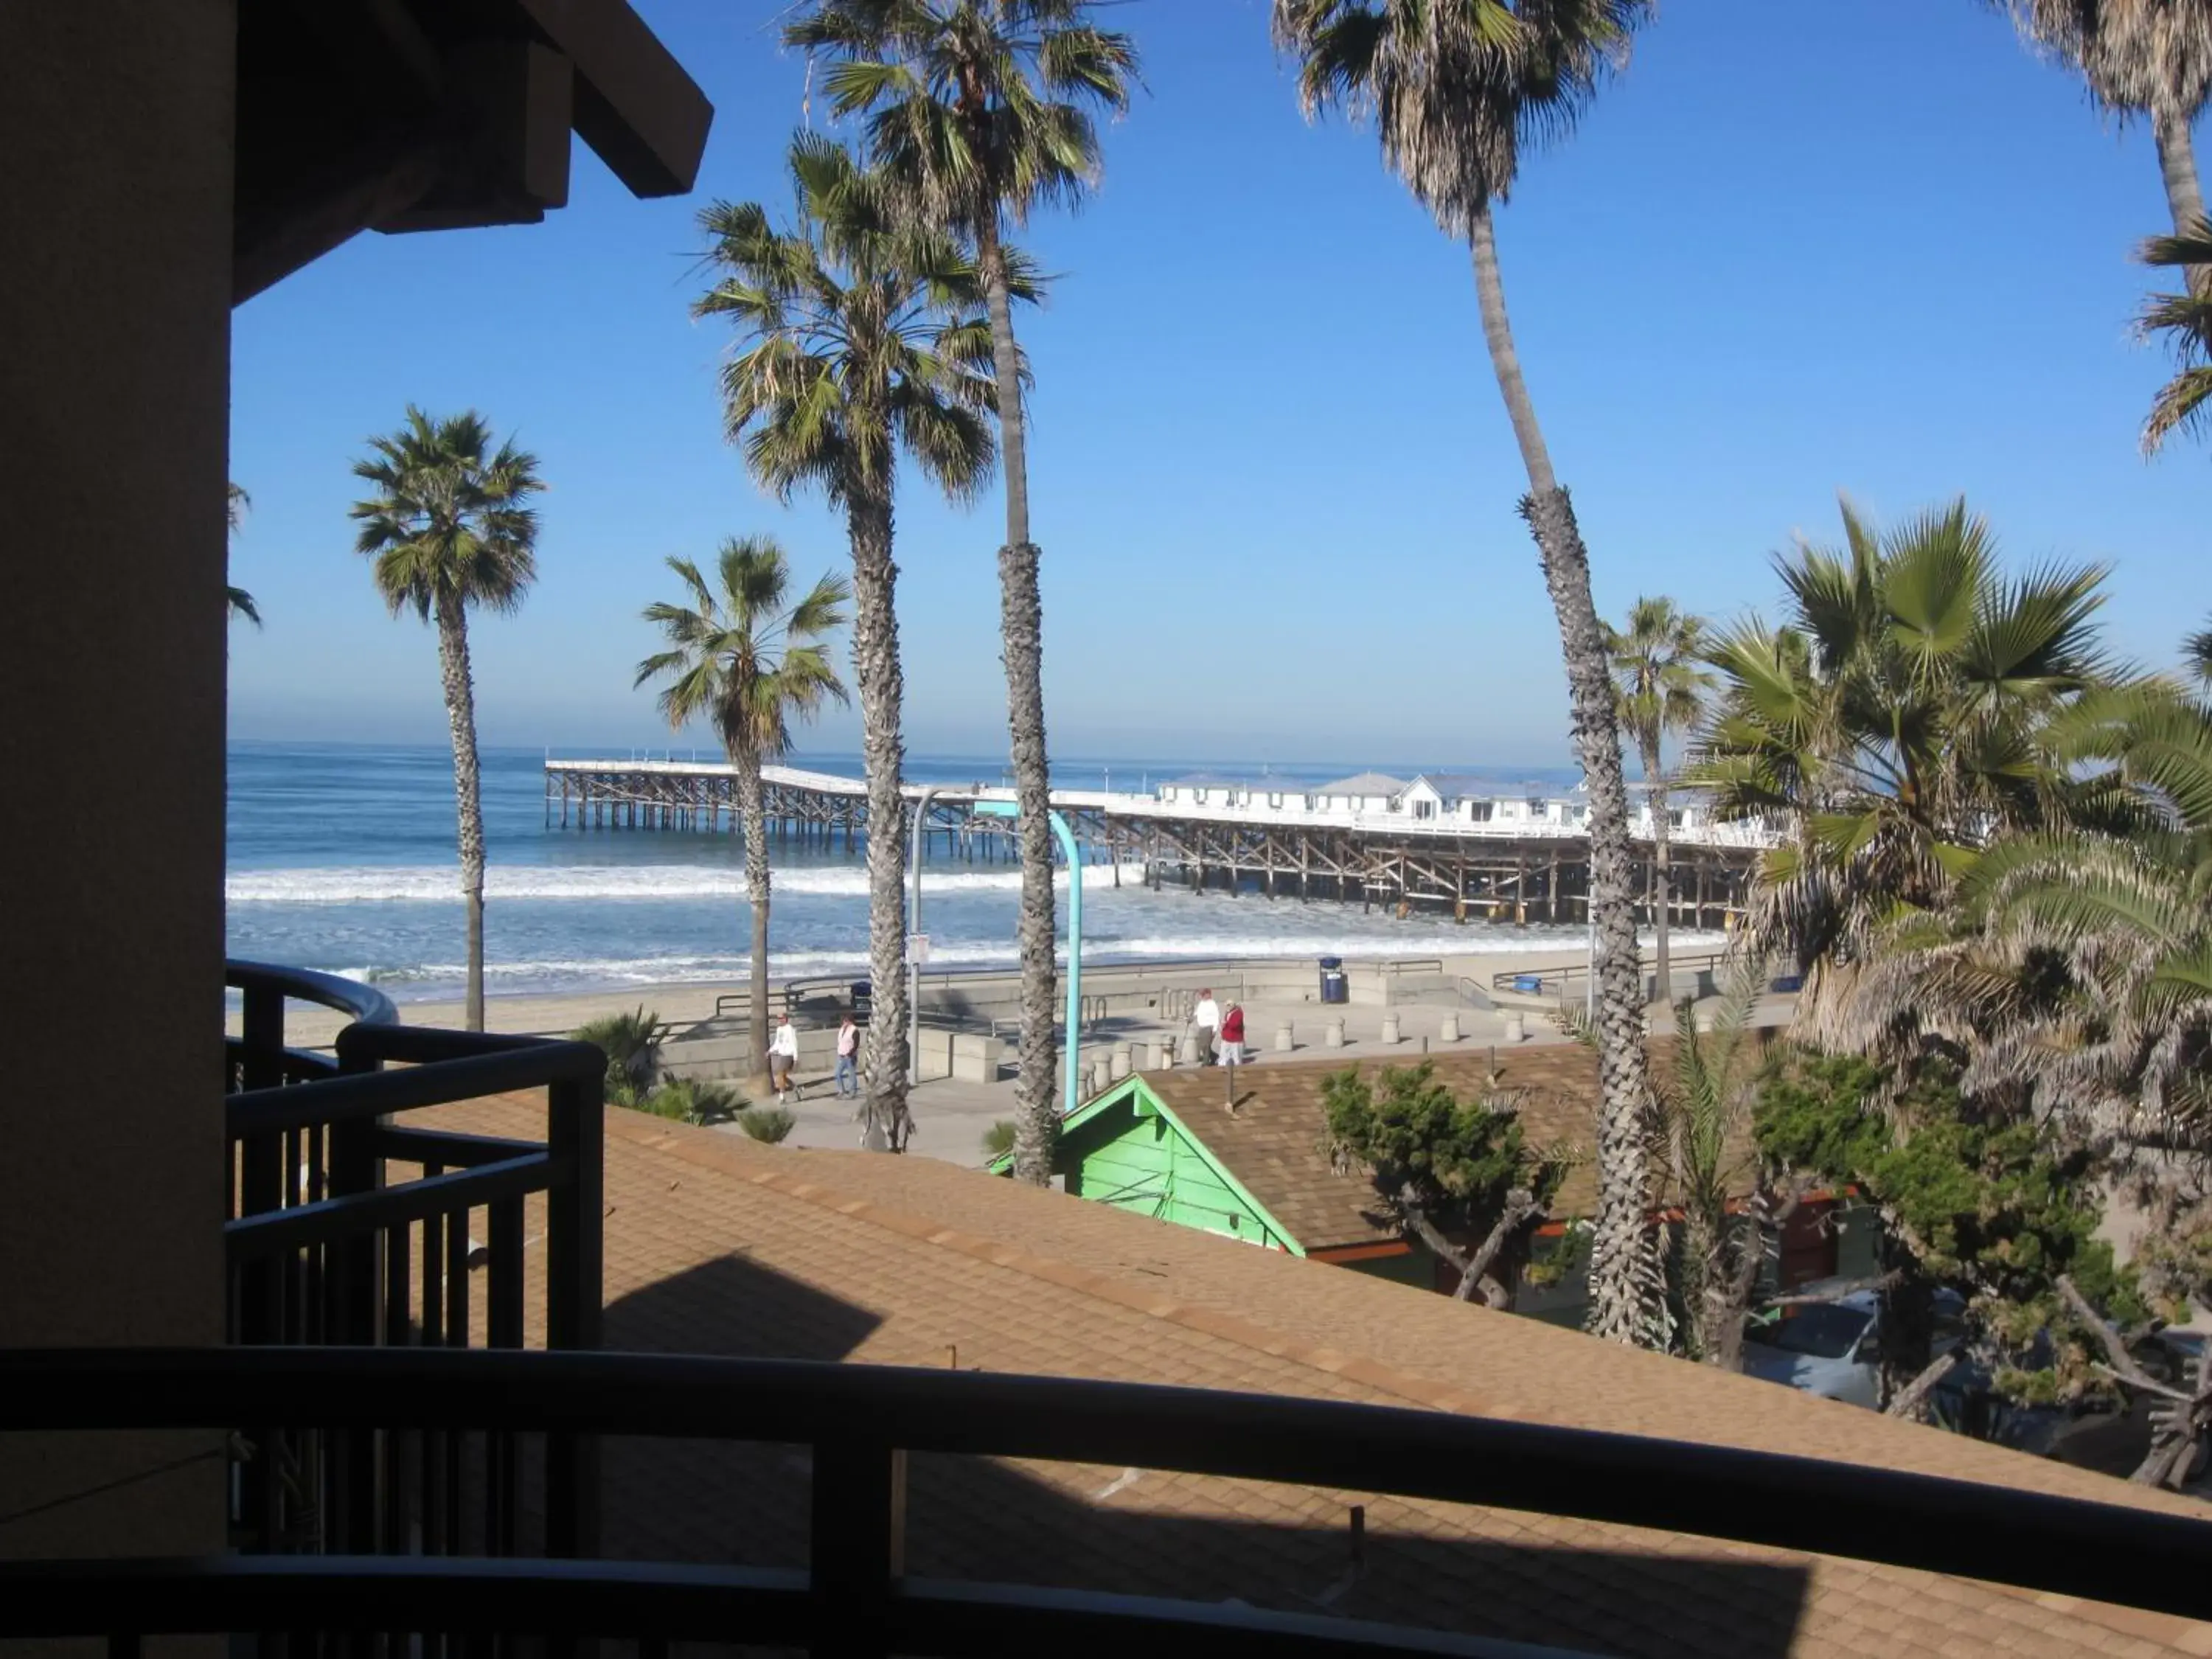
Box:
[542,759,1774,927]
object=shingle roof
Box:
[420,1095,2212,1658]
[1313,771,1408,796]
[1133,1041,1748,1251]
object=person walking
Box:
[1192,987,1221,1066]
[768,1012,799,1105]
[834,1011,859,1102]
[1218,1002,1246,1071]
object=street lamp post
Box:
[907,785,940,1090]
[974,799,1082,1125]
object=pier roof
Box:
[1311,771,1409,796]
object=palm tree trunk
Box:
[847,493,911,1149]
[978,225,1060,1188]
[434,591,487,1032]
[1470,201,1653,1346]
[1649,761,1672,1006]
[733,748,772,1077]
[2154,109,2210,291]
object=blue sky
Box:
[228,0,2207,767]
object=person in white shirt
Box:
[834,1012,860,1101]
[768,1013,800,1103]
[1192,988,1221,1066]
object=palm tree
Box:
[636,538,850,1079]
[695,133,998,1150]
[2139,218,2212,448]
[226,483,260,625]
[786,1,1138,1187]
[1273,0,1660,1345]
[1691,498,2116,1057]
[1603,597,1712,1009]
[1649,959,1775,1369]
[349,407,543,1032]
[1997,1,2212,262]
[1857,674,2212,1135]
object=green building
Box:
[1000,1044,1877,1321]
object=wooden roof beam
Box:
[511,0,712,198]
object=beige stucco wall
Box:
[0,0,234,1582]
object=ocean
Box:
[226,741,1606,1004]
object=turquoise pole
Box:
[973,800,1082,1121]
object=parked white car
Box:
[1740,1284,1966,1409]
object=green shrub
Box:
[981,1119,1018,1160]
[637,1075,745,1127]
[737,1105,796,1144]
[571,1006,670,1102]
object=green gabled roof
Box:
[990,1076,1308,1256]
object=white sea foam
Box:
[227,862,1148,905]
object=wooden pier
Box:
[543,759,1770,928]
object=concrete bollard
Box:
[1324,1018,1346,1049]
[1178,1029,1200,1065]
[1503,1012,1526,1044]
[1380,1012,1401,1045]
[1439,1012,1461,1043]
[1146,1037,1169,1071]
[1274,1022,1295,1053]
[1111,1043,1133,1081]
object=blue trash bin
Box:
[1318,956,1347,1005]
[1513,973,1543,995]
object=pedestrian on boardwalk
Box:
[1218,1002,1246,1071]
[834,1011,859,1101]
[1193,987,1221,1065]
[768,1012,799,1104]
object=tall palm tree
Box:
[1691,498,2116,1056]
[350,407,543,1032]
[786,0,1138,1187]
[1997,1,2212,257]
[2138,218,2212,448]
[1273,0,1659,1344]
[226,482,260,625]
[636,538,850,1079]
[695,133,998,1150]
[1603,597,1711,1008]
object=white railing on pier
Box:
[545,759,1782,850]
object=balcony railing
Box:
[6,1346,2212,1658]
[223,960,605,1559]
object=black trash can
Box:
[1318,956,1347,1005]
[850,979,873,1023]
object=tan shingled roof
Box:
[425,1096,2212,1658]
[1136,1040,1736,1251]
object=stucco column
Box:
[0,0,234,1568]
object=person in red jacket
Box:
[1218,1003,1246,1071]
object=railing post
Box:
[810,1438,905,1659]
[545,1068,604,1562]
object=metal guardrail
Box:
[223,961,606,1562]
[5,1346,2212,1658]
[1488,950,1734,1001]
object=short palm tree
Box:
[637,538,849,1079]
[786,0,1137,1189]
[1997,1,2212,254]
[226,482,260,626]
[1603,597,1712,1009]
[1691,498,2116,1056]
[1274,0,1659,1345]
[349,407,543,1032]
[2139,218,2212,450]
[695,133,998,1150]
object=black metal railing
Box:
[222,961,605,1562]
[5,1346,2212,1658]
